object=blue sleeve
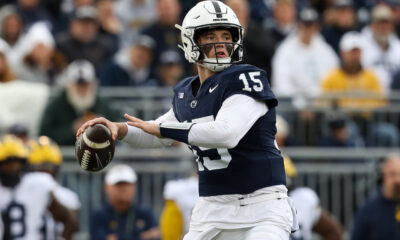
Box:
[221,65,277,109]
[89,210,109,240]
[351,203,371,240]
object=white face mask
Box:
[66,83,97,114]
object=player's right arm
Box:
[291,187,343,240]
[76,109,176,148]
[122,109,176,148]
[48,192,79,240]
[312,208,343,240]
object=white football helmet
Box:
[175,0,244,72]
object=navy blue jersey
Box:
[171,64,286,196]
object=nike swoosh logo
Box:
[95,153,103,168]
[209,84,219,93]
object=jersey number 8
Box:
[2,202,27,238]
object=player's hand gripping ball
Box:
[75,124,115,172]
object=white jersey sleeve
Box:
[53,185,81,210]
[43,184,80,240]
[122,108,176,148]
[188,94,268,148]
[289,187,322,240]
[124,95,267,149]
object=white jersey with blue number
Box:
[289,187,321,240]
[43,184,81,240]
[0,172,56,240]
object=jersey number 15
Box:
[239,72,263,92]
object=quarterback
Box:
[77,1,297,239]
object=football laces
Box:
[81,150,91,170]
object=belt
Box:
[238,192,287,206]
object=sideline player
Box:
[284,158,343,240]
[160,172,199,240]
[28,136,81,240]
[0,135,77,240]
[77,1,297,239]
[276,115,343,240]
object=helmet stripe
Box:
[211,1,223,18]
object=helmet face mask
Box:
[197,40,235,62]
[176,1,244,72]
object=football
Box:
[75,124,115,172]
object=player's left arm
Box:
[125,95,267,148]
[312,208,343,240]
[48,192,79,240]
[126,67,273,148]
[187,95,267,148]
[123,108,176,147]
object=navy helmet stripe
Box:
[211,1,223,18]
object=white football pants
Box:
[183,187,296,240]
[184,223,290,240]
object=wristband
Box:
[159,122,195,144]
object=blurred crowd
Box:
[2,1,400,239]
[1,0,400,149]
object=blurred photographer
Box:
[90,164,160,240]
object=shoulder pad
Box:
[173,76,196,92]
[22,172,57,192]
[218,64,277,108]
[54,186,81,210]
